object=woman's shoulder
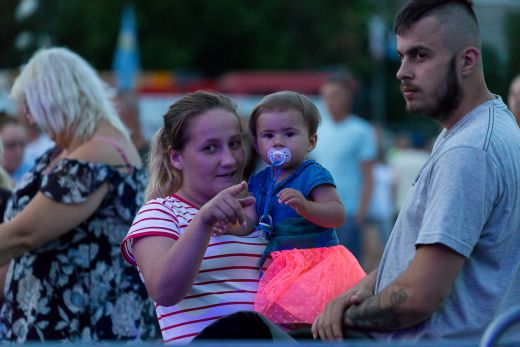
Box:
[142,195,198,215]
[68,128,142,170]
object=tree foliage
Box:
[3,0,518,127]
[506,11,520,83]
[4,0,373,76]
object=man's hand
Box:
[311,271,376,341]
[313,245,466,340]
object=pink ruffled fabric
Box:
[254,245,365,325]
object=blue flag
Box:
[113,5,140,91]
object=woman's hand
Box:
[199,181,256,231]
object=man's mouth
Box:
[401,85,418,98]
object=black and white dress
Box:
[0,145,157,342]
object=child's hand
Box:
[212,220,251,237]
[211,220,230,236]
[277,188,309,216]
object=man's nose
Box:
[396,60,412,81]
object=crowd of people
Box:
[0,0,519,344]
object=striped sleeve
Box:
[121,198,184,266]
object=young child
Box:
[225,91,365,328]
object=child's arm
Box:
[277,184,345,228]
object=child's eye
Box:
[285,131,296,137]
[262,133,273,139]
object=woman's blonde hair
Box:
[145,91,240,200]
[10,47,129,145]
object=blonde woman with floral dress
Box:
[0,48,157,342]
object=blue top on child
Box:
[249,159,340,266]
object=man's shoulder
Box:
[451,100,518,151]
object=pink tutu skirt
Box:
[254,245,365,325]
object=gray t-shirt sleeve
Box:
[416,146,497,257]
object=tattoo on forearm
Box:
[345,288,408,330]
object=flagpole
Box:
[113,4,140,92]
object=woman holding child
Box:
[121,91,267,343]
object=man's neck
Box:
[441,89,494,130]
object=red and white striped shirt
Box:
[121,194,267,344]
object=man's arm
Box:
[344,244,465,331]
[312,270,378,340]
[313,243,465,340]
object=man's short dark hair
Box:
[394,0,477,35]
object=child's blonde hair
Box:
[145,91,240,200]
[249,91,321,139]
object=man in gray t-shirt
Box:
[312,0,520,342]
[374,96,520,340]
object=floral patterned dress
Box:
[0,147,158,342]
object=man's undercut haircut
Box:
[394,0,480,51]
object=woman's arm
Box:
[0,185,108,266]
[132,182,255,306]
[277,184,346,228]
[0,130,140,267]
[132,217,213,306]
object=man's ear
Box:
[308,133,317,152]
[169,149,183,170]
[460,47,480,77]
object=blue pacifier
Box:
[267,147,292,166]
[256,147,292,239]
